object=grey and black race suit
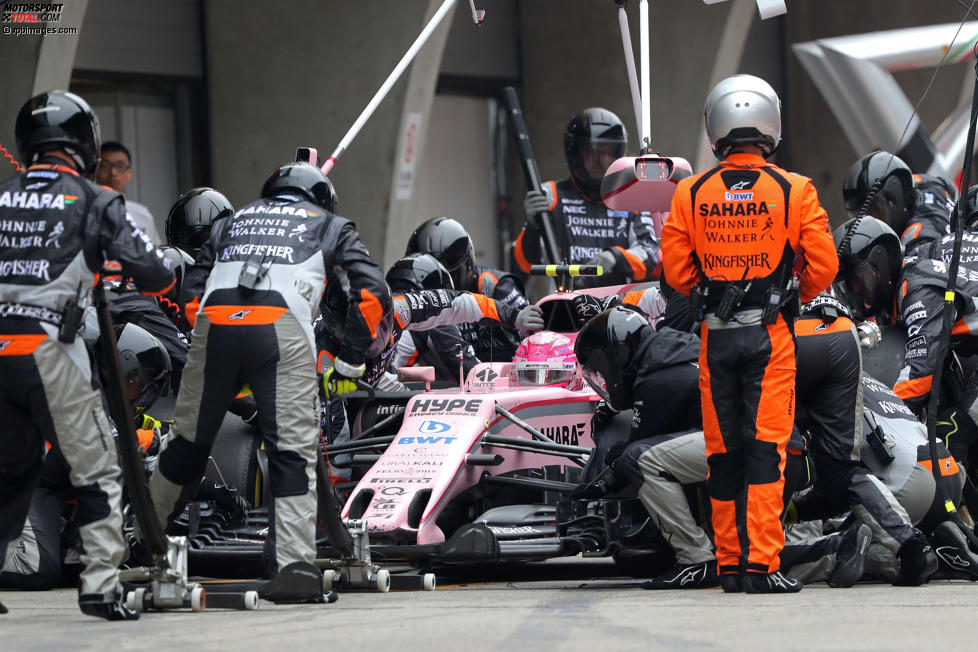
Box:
[899,174,955,255]
[783,373,963,583]
[0,160,174,602]
[454,265,529,362]
[149,197,389,574]
[791,313,919,557]
[892,231,978,411]
[514,177,660,285]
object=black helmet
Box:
[842,151,914,231]
[386,253,454,293]
[574,306,653,410]
[405,217,476,291]
[966,184,978,230]
[833,217,903,321]
[166,188,232,256]
[563,108,628,192]
[15,90,100,174]
[261,161,337,212]
[95,323,172,414]
[320,282,394,359]
[158,246,194,302]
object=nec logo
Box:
[396,436,457,445]
[724,191,753,201]
[474,368,497,382]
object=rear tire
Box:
[203,413,262,506]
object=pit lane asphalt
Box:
[2,558,976,651]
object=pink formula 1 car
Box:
[323,284,672,570]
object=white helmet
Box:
[704,74,781,159]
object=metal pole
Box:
[321,0,459,175]
[639,0,652,152]
[617,3,642,140]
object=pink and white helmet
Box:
[509,331,583,389]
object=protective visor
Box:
[833,259,880,318]
[581,367,612,405]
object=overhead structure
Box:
[794,22,978,180]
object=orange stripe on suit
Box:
[202,305,288,325]
[0,334,47,356]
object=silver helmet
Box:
[704,74,781,159]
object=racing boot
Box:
[743,569,802,594]
[643,560,718,590]
[260,561,329,604]
[931,521,978,581]
[79,593,140,621]
[893,534,938,586]
[828,524,872,588]
[719,573,743,593]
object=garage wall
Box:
[74,0,202,77]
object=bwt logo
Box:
[724,191,753,201]
[418,420,451,434]
[396,436,457,445]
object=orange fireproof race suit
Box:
[661,152,838,576]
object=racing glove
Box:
[514,305,545,333]
[523,189,550,221]
[322,360,364,398]
[591,399,620,431]
[158,296,191,333]
[571,294,603,328]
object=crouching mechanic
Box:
[784,372,975,584]
[148,161,389,601]
[573,306,703,496]
[0,90,174,618]
[787,294,937,586]
[833,217,978,516]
